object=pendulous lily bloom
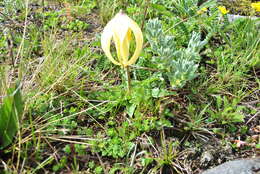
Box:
[101,11,143,67]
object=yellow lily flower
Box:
[251,2,260,12]
[101,11,143,67]
[218,6,229,15]
[101,11,143,92]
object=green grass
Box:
[0,0,259,173]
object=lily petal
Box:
[124,15,143,66]
[120,29,131,65]
[101,19,121,66]
[112,32,123,64]
[111,12,132,66]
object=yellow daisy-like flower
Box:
[218,6,229,15]
[101,11,143,67]
[197,7,208,15]
[251,2,260,12]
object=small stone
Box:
[201,158,260,174]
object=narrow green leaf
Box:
[151,4,173,17]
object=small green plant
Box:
[91,136,134,158]
[85,161,105,174]
[184,103,210,132]
[146,18,207,88]
[43,11,61,30]
[207,96,245,124]
[62,19,89,31]
[43,10,89,32]
[150,0,198,18]
[143,132,181,174]
[64,1,97,16]
[52,156,68,172]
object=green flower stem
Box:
[125,66,131,93]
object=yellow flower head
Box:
[218,6,229,15]
[197,7,208,15]
[251,2,260,12]
[101,11,143,67]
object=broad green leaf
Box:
[0,84,23,149]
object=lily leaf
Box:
[0,84,23,149]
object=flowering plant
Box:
[218,6,229,15]
[251,2,260,12]
[101,11,143,91]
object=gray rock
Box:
[227,14,258,22]
[227,14,260,25]
[201,158,260,174]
